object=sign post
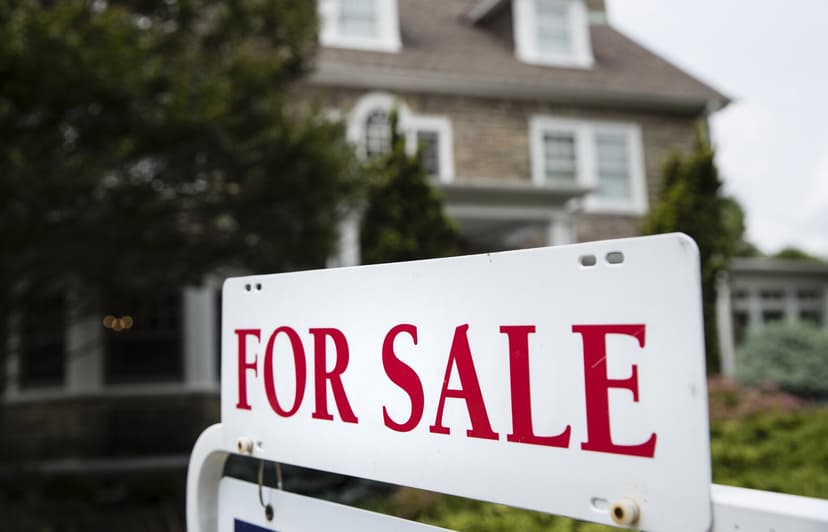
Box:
[187,233,828,531]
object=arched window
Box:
[347,92,454,182]
[364,109,391,158]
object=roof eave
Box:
[309,62,723,115]
[463,0,508,25]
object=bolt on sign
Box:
[219,234,712,531]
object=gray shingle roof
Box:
[312,0,728,113]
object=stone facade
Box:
[312,85,701,244]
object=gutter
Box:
[309,62,720,115]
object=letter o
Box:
[263,326,307,417]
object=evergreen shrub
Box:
[735,320,828,398]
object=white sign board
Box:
[218,477,453,532]
[220,234,712,531]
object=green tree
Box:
[0,1,358,398]
[642,126,737,373]
[360,112,458,264]
[721,196,761,257]
[772,247,824,262]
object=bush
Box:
[735,321,828,398]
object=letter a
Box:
[429,325,498,440]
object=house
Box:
[2,0,727,471]
[716,257,828,376]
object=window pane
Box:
[733,311,749,346]
[364,110,391,158]
[761,310,784,324]
[536,0,571,56]
[595,132,630,199]
[105,289,182,384]
[800,310,822,325]
[797,288,821,302]
[543,132,577,184]
[760,289,784,301]
[417,131,440,177]
[340,0,377,38]
[19,293,66,388]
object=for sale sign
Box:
[220,234,712,530]
[218,478,452,532]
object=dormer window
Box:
[514,0,593,68]
[318,0,401,53]
[339,0,377,39]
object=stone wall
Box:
[306,86,702,243]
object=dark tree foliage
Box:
[721,196,761,258]
[0,1,359,393]
[772,247,824,262]
[642,126,739,374]
[360,112,458,264]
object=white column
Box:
[747,287,763,332]
[784,285,798,322]
[546,213,574,246]
[328,211,361,268]
[716,271,736,377]
[183,286,217,389]
[66,314,104,393]
[4,314,21,399]
[823,286,828,328]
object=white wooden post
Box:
[715,271,736,377]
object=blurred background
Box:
[1,1,826,530]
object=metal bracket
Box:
[186,424,828,531]
[186,423,228,532]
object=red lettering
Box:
[500,325,571,447]
[429,325,498,440]
[382,324,424,432]
[309,328,358,423]
[235,329,261,410]
[572,324,656,458]
[263,326,306,417]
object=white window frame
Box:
[347,92,455,183]
[405,115,455,184]
[3,285,220,402]
[513,0,593,68]
[318,0,401,53]
[530,116,648,214]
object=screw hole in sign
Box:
[590,497,609,511]
[579,254,597,267]
[606,251,625,264]
[255,283,262,291]
[245,284,252,292]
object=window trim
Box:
[347,92,455,183]
[513,0,594,69]
[406,114,455,183]
[530,115,647,214]
[318,0,401,53]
